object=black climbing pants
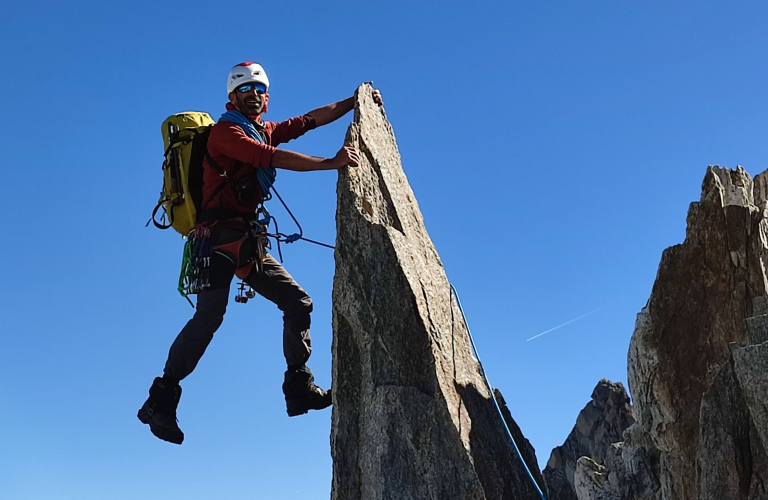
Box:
[163,225,313,384]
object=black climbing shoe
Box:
[137,376,184,444]
[283,365,332,417]
[286,385,332,417]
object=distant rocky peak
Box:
[628,165,768,500]
[703,165,754,207]
[543,379,635,500]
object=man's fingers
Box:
[371,89,383,106]
[350,148,361,166]
[338,145,361,168]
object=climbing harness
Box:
[450,284,548,500]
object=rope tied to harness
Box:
[218,109,330,251]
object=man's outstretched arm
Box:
[270,145,361,172]
[308,87,383,127]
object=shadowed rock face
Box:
[628,166,768,500]
[543,379,635,500]
[330,84,543,500]
[696,302,768,500]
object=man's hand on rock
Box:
[332,144,361,169]
[372,88,383,106]
[364,82,384,106]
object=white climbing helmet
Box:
[226,62,270,94]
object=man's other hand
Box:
[332,144,361,169]
[372,88,383,106]
[365,82,384,106]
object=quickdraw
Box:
[178,223,213,306]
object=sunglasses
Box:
[236,83,267,94]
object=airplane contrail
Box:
[526,296,629,342]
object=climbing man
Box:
[139,62,383,444]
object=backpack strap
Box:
[151,197,174,229]
[203,152,245,210]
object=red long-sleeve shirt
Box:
[201,105,316,216]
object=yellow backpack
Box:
[150,112,215,235]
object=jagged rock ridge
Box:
[330,84,544,500]
[543,379,636,500]
[575,296,768,500]
[548,166,768,500]
[627,166,768,500]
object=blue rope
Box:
[450,284,547,500]
[219,109,275,201]
[219,109,261,140]
[256,166,276,202]
[271,185,302,246]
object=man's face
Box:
[230,82,268,116]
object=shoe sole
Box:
[137,408,184,445]
[286,391,332,417]
[137,408,151,424]
[286,400,310,417]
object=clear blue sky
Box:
[2,1,767,498]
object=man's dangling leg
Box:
[245,254,330,416]
[163,288,230,382]
[139,229,238,444]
